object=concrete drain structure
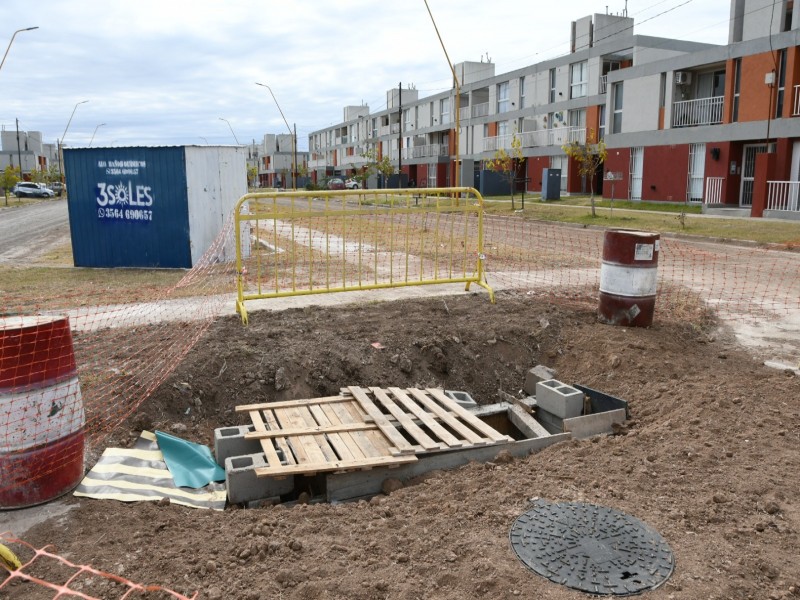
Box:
[510,499,674,596]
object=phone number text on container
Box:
[98,208,153,221]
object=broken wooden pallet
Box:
[235,386,513,480]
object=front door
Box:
[740,143,773,206]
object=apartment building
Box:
[251,133,309,188]
[308,0,800,218]
[0,129,56,176]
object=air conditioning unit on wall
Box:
[675,71,692,85]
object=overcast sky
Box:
[1,1,730,151]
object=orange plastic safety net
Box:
[1,198,799,509]
[0,532,197,599]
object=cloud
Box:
[1,1,729,150]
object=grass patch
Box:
[482,196,800,246]
[0,265,233,313]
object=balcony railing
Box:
[483,126,586,152]
[672,96,724,127]
[705,177,724,204]
[379,126,390,136]
[402,144,448,160]
[793,85,800,116]
[767,181,800,212]
[455,101,490,120]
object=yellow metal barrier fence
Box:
[234,187,494,323]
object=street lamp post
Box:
[255,82,297,190]
[423,0,461,189]
[89,123,106,147]
[219,117,241,145]
[0,27,39,73]
[59,99,89,181]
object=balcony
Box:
[482,126,586,152]
[401,144,448,160]
[672,96,724,127]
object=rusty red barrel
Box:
[1,316,85,509]
[598,230,660,327]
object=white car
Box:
[12,182,56,198]
[345,179,360,189]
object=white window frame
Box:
[519,76,526,109]
[497,81,509,114]
[570,61,588,99]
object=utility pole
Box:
[398,82,403,188]
[293,123,298,190]
[15,119,22,178]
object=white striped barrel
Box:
[1,316,85,509]
[598,230,660,328]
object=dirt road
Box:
[0,199,70,263]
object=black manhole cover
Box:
[510,499,674,596]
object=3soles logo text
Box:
[96,181,154,222]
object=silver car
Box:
[13,182,56,198]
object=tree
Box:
[247,165,258,188]
[1,166,21,207]
[562,129,607,217]
[485,132,523,209]
[358,147,395,189]
[29,167,47,184]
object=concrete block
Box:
[523,365,557,396]
[214,425,260,466]
[225,453,294,505]
[536,379,584,419]
[444,390,478,409]
[563,409,626,440]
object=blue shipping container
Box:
[64,146,246,268]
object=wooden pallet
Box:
[235,386,513,479]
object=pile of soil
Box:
[6,291,799,600]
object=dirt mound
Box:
[9,292,799,600]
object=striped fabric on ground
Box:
[74,431,226,510]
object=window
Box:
[598,105,606,140]
[519,77,526,109]
[568,108,586,129]
[612,82,624,134]
[497,82,509,114]
[440,98,450,124]
[776,49,787,118]
[549,68,556,103]
[498,120,510,138]
[372,118,377,138]
[404,108,412,130]
[430,102,434,126]
[570,61,588,99]
[732,58,741,122]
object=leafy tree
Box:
[562,129,607,217]
[485,132,523,209]
[357,147,395,189]
[46,164,61,185]
[247,165,258,188]
[1,166,21,206]
[29,167,47,184]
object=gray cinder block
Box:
[536,379,584,419]
[214,425,260,466]
[225,453,294,505]
[523,365,557,396]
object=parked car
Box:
[327,177,345,190]
[50,181,66,195]
[13,182,56,198]
[345,179,360,189]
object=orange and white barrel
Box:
[0,316,85,509]
[598,230,660,328]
